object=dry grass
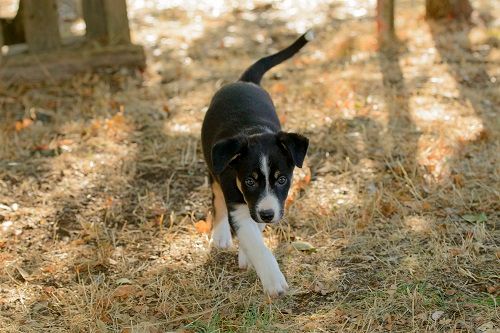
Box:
[0,0,499,332]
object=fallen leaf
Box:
[292,241,316,252]
[41,264,59,274]
[104,196,114,209]
[113,285,138,299]
[96,319,108,331]
[16,266,32,281]
[486,285,497,294]
[194,220,211,234]
[421,201,432,211]
[431,310,444,321]
[15,118,33,132]
[43,286,55,294]
[445,289,457,296]
[475,322,496,333]
[57,139,74,146]
[462,213,487,223]
[108,99,120,110]
[453,174,465,187]
[270,82,287,94]
[387,283,397,297]
[115,278,133,285]
[384,314,394,330]
[380,201,397,217]
[416,312,427,321]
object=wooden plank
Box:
[103,0,131,45]
[22,0,60,52]
[82,0,108,43]
[0,44,145,83]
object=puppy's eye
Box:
[277,176,287,185]
[244,178,256,187]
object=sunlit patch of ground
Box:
[0,0,499,332]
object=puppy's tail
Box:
[239,30,314,85]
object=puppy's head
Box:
[212,132,308,223]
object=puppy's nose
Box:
[259,209,274,222]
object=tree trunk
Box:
[426,0,472,20]
[82,0,131,45]
[22,0,61,52]
[377,0,395,47]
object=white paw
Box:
[210,220,232,249]
[238,248,253,270]
[259,268,289,297]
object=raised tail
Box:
[239,30,314,85]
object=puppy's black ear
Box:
[277,132,309,168]
[212,136,248,175]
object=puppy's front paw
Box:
[210,220,233,249]
[238,248,253,270]
[260,268,288,297]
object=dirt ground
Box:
[0,0,499,332]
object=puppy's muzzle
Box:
[258,209,275,223]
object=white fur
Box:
[210,182,232,249]
[231,204,288,296]
[238,248,252,270]
[238,223,265,270]
[257,156,280,223]
[260,155,270,184]
[304,30,315,41]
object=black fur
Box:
[201,31,312,226]
[239,31,313,85]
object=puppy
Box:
[201,31,313,296]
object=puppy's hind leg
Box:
[210,181,233,249]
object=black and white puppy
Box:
[201,31,313,296]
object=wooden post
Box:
[1,0,144,82]
[82,0,108,43]
[103,0,131,45]
[82,0,131,45]
[377,0,395,47]
[22,0,60,52]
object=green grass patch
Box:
[185,305,282,333]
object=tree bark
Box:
[22,0,61,52]
[426,0,472,20]
[82,0,108,43]
[82,0,131,45]
[377,0,395,47]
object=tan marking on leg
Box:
[210,181,232,249]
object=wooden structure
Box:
[0,0,145,82]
